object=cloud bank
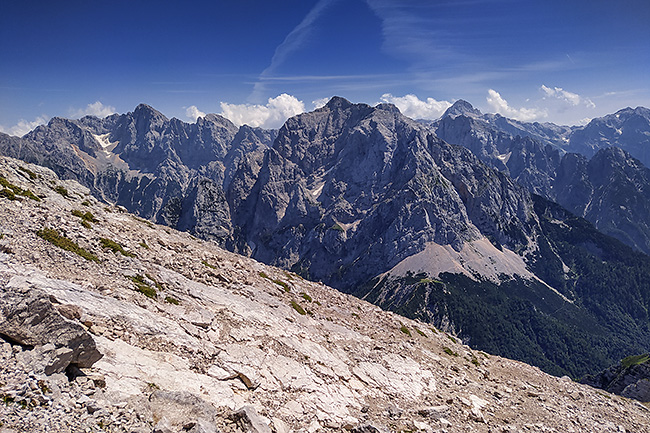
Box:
[71,101,116,118]
[380,93,452,120]
[0,115,49,137]
[486,89,547,122]
[541,85,596,108]
[312,97,331,110]
[220,94,306,129]
[185,106,206,122]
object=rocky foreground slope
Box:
[1,161,649,432]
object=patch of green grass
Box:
[415,328,427,338]
[54,185,69,197]
[0,189,15,200]
[399,324,412,337]
[99,238,135,257]
[275,279,290,292]
[202,260,217,269]
[300,292,312,302]
[127,275,157,299]
[81,200,91,206]
[470,354,480,366]
[259,271,290,292]
[0,175,40,201]
[622,353,650,369]
[72,209,97,222]
[446,334,458,344]
[145,273,163,291]
[36,228,99,262]
[164,296,180,305]
[72,209,97,228]
[20,189,40,201]
[330,223,344,232]
[443,347,458,357]
[290,300,306,315]
[139,240,149,249]
[17,166,37,180]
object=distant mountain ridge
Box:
[3,98,650,377]
[432,100,650,255]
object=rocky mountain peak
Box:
[132,103,167,122]
[323,95,354,111]
[200,112,237,129]
[442,100,483,119]
[374,102,401,114]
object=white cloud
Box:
[486,89,547,122]
[220,94,306,129]
[380,93,452,120]
[0,115,49,137]
[71,101,116,118]
[185,106,206,122]
[312,97,331,110]
[541,85,595,108]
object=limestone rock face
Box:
[0,282,102,372]
[231,97,537,291]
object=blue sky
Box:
[1,0,649,134]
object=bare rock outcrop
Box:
[0,281,102,374]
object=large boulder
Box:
[0,280,102,373]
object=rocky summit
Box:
[2,157,650,432]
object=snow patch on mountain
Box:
[92,133,118,152]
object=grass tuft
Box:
[100,238,135,258]
[399,324,412,337]
[202,260,217,269]
[54,185,69,197]
[36,228,99,262]
[164,296,180,305]
[17,166,37,180]
[127,275,157,299]
[443,347,458,357]
[290,300,306,315]
[0,175,40,201]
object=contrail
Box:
[249,0,341,102]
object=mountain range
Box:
[432,101,650,255]
[2,97,650,378]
